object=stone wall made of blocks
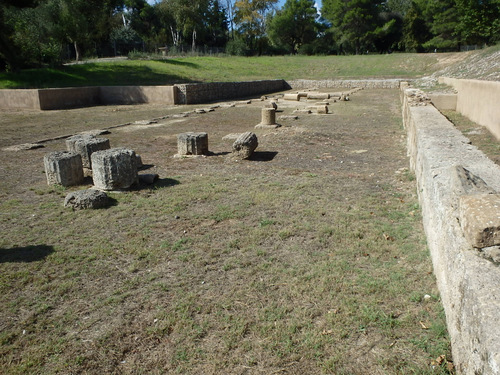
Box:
[288,79,404,89]
[174,80,289,104]
[401,85,500,375]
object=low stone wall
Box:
[439,77,500,140]
[38,87,100,110]
[100,86,177,105]
[288,79,403,89]
[174,80,289,104]
[0,86,177,110]
[0,89,40,109]
[402,85,500,374]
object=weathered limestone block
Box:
[261,108,276,125]
[279,115,298,120]
[64,189,109,210]
[459,193,500,248]
[44,151,84,187]
[91,148,138,190]
[232,132,258,159]
[307,105,329,114]
[293,109,311,114]
[307,92,330,100]
[283,93,300,101]
[177,132,209,156]
[66,134,110,169]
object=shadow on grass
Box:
[0,245,54,263]
[250,151,278,162]
[0,62,197,89]
[151,59,200,68]
[144,177,181,191]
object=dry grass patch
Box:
[0,89,451,374]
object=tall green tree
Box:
[322,0,383,54]
[234,0,278,54]
[267,0,320,53]
[422,0,460,51]
[455,0,500,45]
[0,0,41,69]
[400,0,430,52]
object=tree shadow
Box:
[0,245,54,263]
[152,59,200,68]
[249,151,278,162]
[148,177,181,190]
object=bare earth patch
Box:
[0,89,451,374]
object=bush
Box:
[225,38,249,56]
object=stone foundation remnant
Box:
[44,151,84,187]
[177,132,209,156]
[232,132,258,159]
[255,108,280,129]
[283,93,300,101]
[307,105,329,114]
[459,193,500,248]
[64,189,109,210]
[307,92,330,100]
[66,134,110,170]
[91,148,138,190]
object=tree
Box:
[0,0,40,70]
[385,0,412,16]
[322,0,384,54]
[267,0,320,54]
[370,11,403,53]
[422,0,459,51]
[234,0,278,54]
[400,1,430,52]
[455,0,500,46]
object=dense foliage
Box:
[0,0,499,69]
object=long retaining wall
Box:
[402,85,500,374]
[439,77,500,140]
[174,79,288,104]
[288,78,404,89]
[0,86,177,110]
[0,79,403,110]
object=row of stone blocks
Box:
[177,131,258,160]
[44,134,138,191]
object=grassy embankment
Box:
[0,53,446,89]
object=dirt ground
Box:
[0,90,452,374]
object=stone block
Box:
[66,134,110,169]
[459,194,500,248]
[307,105,329,114]
[91,148,138,190]
[177,132,209,156]
[44,151,84,187]
[232,132,258,159]
[307,92,330,100]
[260,108,276,125]
[283,93,300,101]
[64,189,109,210]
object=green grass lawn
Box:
[0,53,445,89]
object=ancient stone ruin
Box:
[64,189,109,210]
[232,132,258,159]
[91,148,139,191]
[44,151,84,187]
[256,108,280,129]
[176,132,209,156]
[66,134,110,171]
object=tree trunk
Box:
[74,41,81,62]
[192,29,197,52]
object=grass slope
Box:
[0,53,446,89]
